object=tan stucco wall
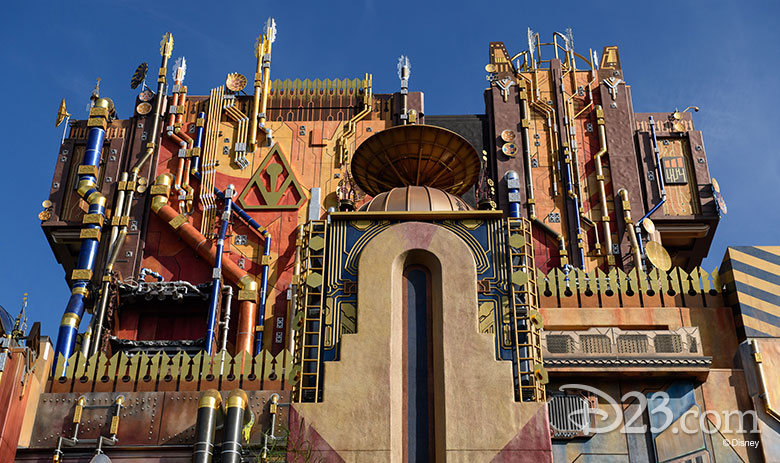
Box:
[293,221,547,462]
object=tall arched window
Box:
[403,265,435,462]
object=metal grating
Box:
[687,334,698,353]
[617,334,649,354]
[546,335,574,354]
[548,392,591,439]
[580,335,611,354]
[654,334,683,353]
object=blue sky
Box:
[1,1,777,339]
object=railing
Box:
[507,218,546,402]
[291,220,327,403]
[537,266,722,308]
[50,349,295,393]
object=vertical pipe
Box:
[220,286,234,353]
[191,111,205,176]
[518,88,536,219]
[635,116,668,266]
[505,171,522,218]
[206,186,234,356]
[88,35,172,361]
[618,189,643,269]
[193,390,222,463]
[53,99,109,375]
[254,236,271,354]
[221,389,249,463]
[594,106,614,266]
[257,23,274,147]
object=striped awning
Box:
[721,246,780,338]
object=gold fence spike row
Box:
[84,353,99,380]
[669,268,682,295]
[699,268,712,294]
[648,268,659,294]
[169,352,182,378]
[556,268,568,297]
[616,268,628,293]
[190,351,204,381]
[638,268,649,292]
[74,352,88,379]
[660,268,670,294]
[54,353,67,378]
[253,351,265,379]
[626,268,638,294]
[236,351,252,376]
[597,268,609,295]
[712,267,721,293]
[691,268,703,293]
[607,268,618,294]
[148,351,162,380]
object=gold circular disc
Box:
[38,210,51,221]
[42,199,53,208]
[502,143,518,156]
[485,64,497,73]
[501,129,516,142]
[645,241,672,271]
[712,178,720,193]
[139,90,155,102]
[672,111,682,120]
[641,217,655,234]
[136,102,153,115]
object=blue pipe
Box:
[560,147,586,269]
[193,168,272,354]
[635,116,667,265]
[206,186,234,355]
[507,176,522,219]
[254,236,271,354]
[54,115,107,375]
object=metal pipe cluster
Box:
[53,98,110,374]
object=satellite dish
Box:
[56,98,71,127]
[645,241,672,271]
[130,62,148,89]
[712,178,727,215]
[90,454,112,463]
[226,73,247,92]
[641,217,655,234]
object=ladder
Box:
[292,220,327,402]
[507,217,546,402]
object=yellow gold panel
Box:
[168,214,187,229]
[79,228,101,240]
[71,269,93,281]
[150,184,170,196]
[77,165,99,176]
[87,117,107,129]
[82,214,103,224]
[238,289,258,301]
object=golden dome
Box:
[359,186,472,212]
